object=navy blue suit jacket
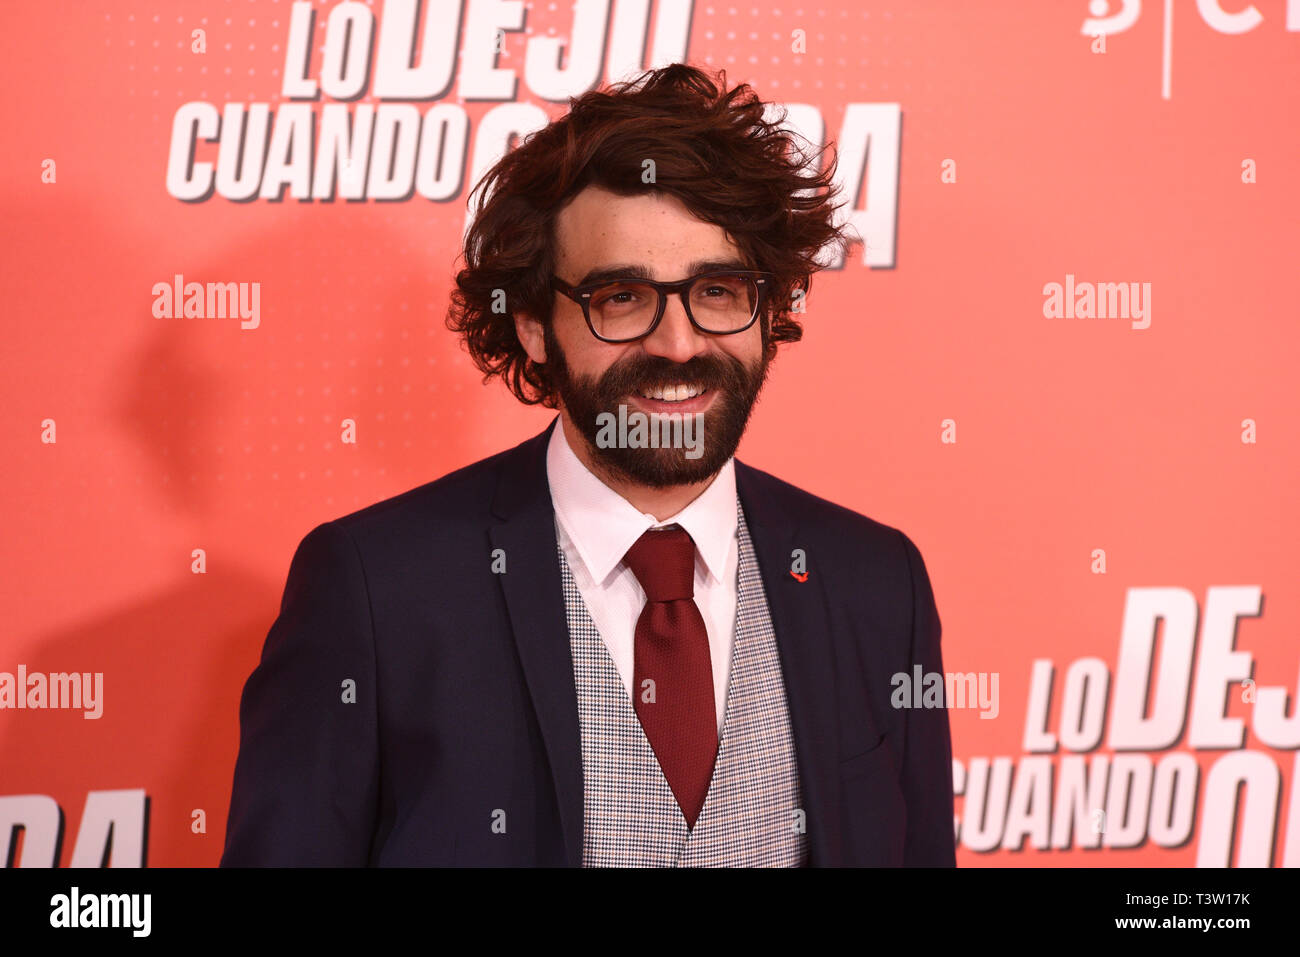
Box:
[221,418,956,866]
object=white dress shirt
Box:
[546,419,739,737]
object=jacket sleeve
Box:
[221,520,381,866]
[897,530,958,866]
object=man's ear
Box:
[514,310,547,364]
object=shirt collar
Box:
[546,416,737,586]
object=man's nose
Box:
[640,291,709,363]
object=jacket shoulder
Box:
[323,426,546,536]
[334,450,506,528]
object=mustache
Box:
[593,355,747,396]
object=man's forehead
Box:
[553,185,743,276]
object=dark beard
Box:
[543,323,770,488]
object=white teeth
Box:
[639,383,704,401]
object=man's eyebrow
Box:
[575,258,753,286]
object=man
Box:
[222,64,955,867]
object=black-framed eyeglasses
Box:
[550,269,775,343]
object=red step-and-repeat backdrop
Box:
[2,0,1296,867]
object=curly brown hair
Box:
[445,63,853,407]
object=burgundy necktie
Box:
[622,525,717,828]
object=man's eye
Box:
[593,284,647,308]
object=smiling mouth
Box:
[635,383,709,402]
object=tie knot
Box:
[622,526,697,602]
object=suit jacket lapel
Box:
[735,460,845,866]
[489,417,585,866]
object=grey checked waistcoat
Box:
[557,499,809,867]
